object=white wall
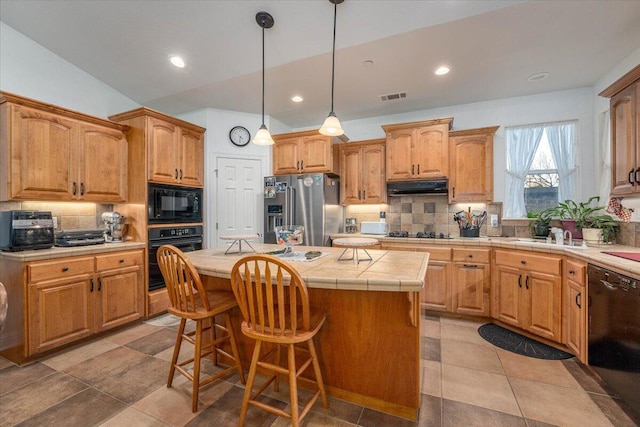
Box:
[0,23,139,118]
[300,88,595,205]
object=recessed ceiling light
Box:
[170,56,185,68]
[435,66,450,76]
[291,95,303,103]
[528,72,549,82]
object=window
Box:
[505,121,577,218]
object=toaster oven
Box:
[0,211,55,251]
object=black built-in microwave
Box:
[148,183,203,223]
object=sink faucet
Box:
[564,230,573,246]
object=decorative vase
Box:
[560,219,582,239]
[534,224,550,238]
[582,228,603,246]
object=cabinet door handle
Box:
[452,187,455,198]
[175,169,179,179]
[569,269,575,275]
[119,259,125,263]
[62,267,69,272]
[90,278,94,292]
[179,169,183,180]
[518,274,522,288]
[80,182,85,195]
[417,164,420,175]
[468,254,473,258]
[296,161,300,170]
[300,160,304,170]
[463,264,478,268]
[635,167,640,185]
[412,165,415,175]
[98,277,102,291]
[363,190,366,199]
[358,190,361,200]
[525,275,530,290]
[575,292,581,308]
[72,182,77,195]
[629,168,635,185]
[520,260,526,265]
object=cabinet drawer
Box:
[566,259,586,285]
[95,250,143,272]
[452,248,490,263]
[28,257,94,283]
[415,247,452,261]
[494,250,561,276]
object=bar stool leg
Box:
[288,343,300,427]
[240,340,262,426]
[168,318,186,388]
[192,319,203,412]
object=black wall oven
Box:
[148,183,203,224]
[148,225,203,291]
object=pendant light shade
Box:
[319,0,344,137]
[252,11,275,146]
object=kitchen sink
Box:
[515,238,590,249]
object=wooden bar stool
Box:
[230,254,328,426]
[157,245,245,412]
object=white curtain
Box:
[546,122,576,203]
[505,126,543,217]
[598,111,611,204]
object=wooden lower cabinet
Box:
[563,259,587,362]
[492,250,562,342]
[451,248,491,316]
[25,250,144,357]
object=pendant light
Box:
[319,0,345,137]
[252,11,275,145]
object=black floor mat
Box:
[478,323,573,360]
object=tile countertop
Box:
[0,241,147,262]
[184,243,429,293]
[332,233,640,279]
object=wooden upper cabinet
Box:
[272,137,301,175]
[109,107,206,188]
[599,65,640,197]
[449,126,498,203]
[77,122,128,202]
[272,130,343,176]
[339,139,386,205]
[0,92,128,202]
[382,117,453,181]
[147,117,180,183]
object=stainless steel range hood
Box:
[386,179,448,196]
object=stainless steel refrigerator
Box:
[264,174,343,246]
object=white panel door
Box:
[216,157,262,247]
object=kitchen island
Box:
[184,243,429,421]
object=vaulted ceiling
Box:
[2,0,639,128]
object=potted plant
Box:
[576,212,619,245]
[527,208,552,238]
[548,196,619,243]
[547,196,603,240]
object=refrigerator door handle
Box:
[288,187,296,225]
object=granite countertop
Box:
[0,241,147,262]
[184,243,429,292]
[332,233,640,278]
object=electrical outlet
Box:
[53,216,58,229]
[490,214,498,227]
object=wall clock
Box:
[229,126,251,147]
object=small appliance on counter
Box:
[102,212,127,242]
[345,218,357,234]
[360,221,387,235]
[0,210,54,251]
[55,229,105,247]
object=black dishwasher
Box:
[587,264,640,416]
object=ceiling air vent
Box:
[380,92,407,102]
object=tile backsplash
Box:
[345,195,503,238]
[0,201,111,231]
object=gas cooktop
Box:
[387,231,452,239]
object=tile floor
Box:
[1,314,639,427]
